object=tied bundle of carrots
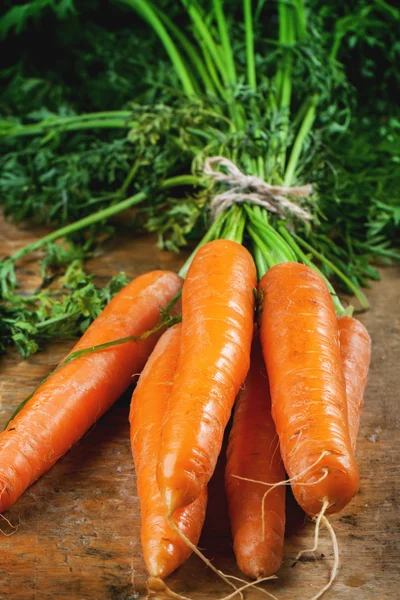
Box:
[125,222,371,595]
[124,208,372,594]
[0,0,373,587]
[0,206,372,599]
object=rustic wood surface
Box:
[0,214,399,600]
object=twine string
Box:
[203,156,313,221]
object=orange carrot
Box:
[130,323,207,578]
[259,262,359,517]
[0,270,182,513]
[338,316,371,451]
[225,334,285,579]
[157,239,257,515]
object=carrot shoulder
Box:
[225,334,285,579]
[338,316,371,451]
[260,262,359,516]
[0,270,182,513]
[130,324,207,579]
[157,239,257,515]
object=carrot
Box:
[259,262,359,517]
[0,270,182,513]
[225,333,285,579]
[338,316,371,451]
[130,323,207,578]
[157,239,257,515]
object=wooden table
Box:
[0,215,399,599]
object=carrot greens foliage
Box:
[0,259,129,357]
[0,0,399,355]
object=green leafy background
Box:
[0,0,398,356]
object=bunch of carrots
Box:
[0,3,372,597]
[0,203,371,598]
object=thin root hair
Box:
[296,499,330,561]
[309,515,339,600]
[165,516,281,599]
[225,574,279,599]
[231,451,329,541]
[0,512,21,536]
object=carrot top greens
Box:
[0,0,399,356]
[0,261,131,357]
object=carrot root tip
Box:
[164,516,279,600]
[312,516,339,600]
[147,577,191,599]
[294,500,339,600]
[295,499,330,562]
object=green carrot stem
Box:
[277,76,292,172]
[244,0,256,90]
[160,289,183,317]
[256,226,295,264]
[41,111,132,122]
[198,38,228,102]
[35,311,81,330]
[0,106,234,140]
[121,0,196,97]
[257,156,265,179]
[119,160,142,196]
[279,60,292,112]
[293,0,307,42]
[1,110,132,128]
[276,0,295,172]
[1,118,137,138]
[244,206,297,262]
[213,0,237,85]
[291,232,370,309]
[252,243,269,279]
[161,174,201,189]
[222,206,246,243]
[247,225,277,271]
[156,7,217,96]
[284,96,317,186]
[236,210,246,243]
[5,175,200,271]
[252,205,268,224]
[291,96,312,130]
[181,0,230,88]
[276,0,291,103]
[221,208,239,241]
[8,192,145,265]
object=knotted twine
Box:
[203,156,313,221]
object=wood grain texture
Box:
[0,214,399,599]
